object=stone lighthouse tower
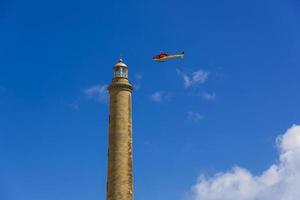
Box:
[106,59,134,200]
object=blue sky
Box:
[1,0,300,200]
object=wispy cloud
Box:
[176,69,209,88]
[188,125,300,200]
[189,92,217,101]
[150,92,162,102]
[133,73,143,90]
[201,92,216,101]
[150,91,172,102]
[187,111,204,122]
[83,84,108,103]
[70,101,80,111]
[135,73,143,80]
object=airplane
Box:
[153,51,184,62]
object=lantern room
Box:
[113,59,128,78]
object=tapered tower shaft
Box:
[106,59,133,200]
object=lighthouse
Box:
[106,59,134,200]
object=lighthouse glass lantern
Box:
[113,60,128,78]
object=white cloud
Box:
[150,91,172,102]
[201,92,216,101]
[150,92,162,102]
[189,125,300,200]
[134,73,143,90]
[83,84,108,103]
[187,111,204,122]
[176,69,209,88]
[135,73,143,80]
